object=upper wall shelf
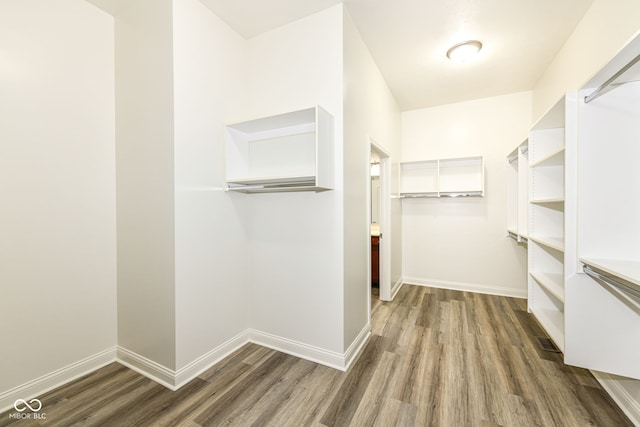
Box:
[400,156,484,198]
[224,106,334,193]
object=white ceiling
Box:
[343,0,594,110]
[88,0,595,111]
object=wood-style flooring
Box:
[1,285,633,426]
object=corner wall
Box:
[172,0,250,371]
[0,0,117,403]
[115,0,177,370]
[242,5,346,356]
[401,92,531,298]
[343,9,402,348]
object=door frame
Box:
[369,140,392,302]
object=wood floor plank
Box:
[319,334,388,427]
[0,284,633,427]
[193,351,297,426]
[226,359,317,426]
[391,325,430,405]
[258,364,342,427]
[154,362,255,427]
[349,350,398,426]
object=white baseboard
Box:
[390,277,403,300]
[403,276,527,299]
[343,324,371,371]
[592,371,640,426]
[0,347,117,414]
[247,329,349,371]
[117,330,250,390]
[116,347,179,391]
[174,331,250,388]
[2,326,371,411]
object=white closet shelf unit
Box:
[400,156,484,198]
[563,34,640,380]
[224,106,334,193]
[527,92,577,354]
[507,140,528,243]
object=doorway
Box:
[369,141,391,302]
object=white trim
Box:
[117,330,250,390]
[403,277,527,299]
[174,331,249,387]
[390,277,403,300]
[0,347,117,413]
[343,324,371,371]
[116,347,177,390]
[248,329,348,371]
[371,140,392,302]
[592,371,640,426]
[1,327,372,410]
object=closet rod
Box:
[583,264,640,299]
[584,54,640,103]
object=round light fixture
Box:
[446,40,483,63]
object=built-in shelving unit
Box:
[562,34,640,380]
[507,140,528,242]
[224,106,334,193]
[527,93,577,353]
[400,156,484,198]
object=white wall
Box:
[402,92,531,298]
[115,0,176,370]
[343,9,402,346]
[533,0,640,119]
[0,0,116,393]
[172,0,250,370]
[242,5,346,354]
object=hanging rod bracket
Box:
[584,54,640,103]
[583,264,640,300]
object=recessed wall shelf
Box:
[224,106,334,193]
[400,156,484,198]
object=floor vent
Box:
[537,337,561,353]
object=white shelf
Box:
[400,160,438,195]
[530,271,565,303]
[400,156,484,198]
[580,257,640,289]
[227,175,316,186]
[527,94,574,356]
[224,106,334,193]
[529,235,565,253]
[530,197,564,205]
[530,147,565,168]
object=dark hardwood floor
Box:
[1,285,633,426]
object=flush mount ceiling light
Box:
[446,40,483,63]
